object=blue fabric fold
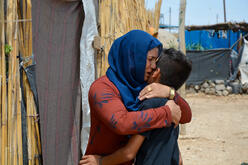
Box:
[106,30,162,111]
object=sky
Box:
[146,0,248,26]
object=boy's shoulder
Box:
[139,98,168,111]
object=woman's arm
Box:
[89,80,176,135]
[79,135,145,165]
[138,83,192,124]
[174,92,192,124]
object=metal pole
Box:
[223,0,226,22]
[169,7,171,32]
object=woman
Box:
[80,30,190,165]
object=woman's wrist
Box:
[164,85,171,98]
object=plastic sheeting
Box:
[80,0,98,155]
[186,49,231,85]
[239,39,248,84]
[229,49,242,81]
[185,30,246,51]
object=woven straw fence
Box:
[97,0,162,77]
[0,0,42,164]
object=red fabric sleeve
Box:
[89,81,172,135]
[174,92,192,124]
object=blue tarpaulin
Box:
[185,30,246,51]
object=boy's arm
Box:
[80,135,145,165]
[101,135,145,165]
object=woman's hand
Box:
[79,155,101,165]
[138,83,171,101]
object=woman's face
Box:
[144,47,159,82]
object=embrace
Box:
[80,30,192,165]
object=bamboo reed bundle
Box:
[18,0,42,164]
[16,79,23,165]
[0,4,2,163]
[0,78,1,162]
[11,4,20,164]
[0,43,1,165]
[154,0,162,31]
[12,24,19,165]
[97,0,162,77]
[0,0,41,164]
[13,126,17,165]
[13,4,23,164]
[6,0,15,164]
[1,0,8,164]
[11,15,19,165]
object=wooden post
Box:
[178,0,186,58]
[178,0,187,135]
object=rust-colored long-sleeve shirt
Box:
[85,76,191,159]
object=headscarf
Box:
[106,30,162,111]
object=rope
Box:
[0,19,32,23]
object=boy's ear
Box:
[152,68,161,83]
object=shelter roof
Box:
[186,22,248,32]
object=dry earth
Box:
[179,94,248,165]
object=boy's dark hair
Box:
[157,48,192,90]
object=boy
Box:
[81,48,192,165]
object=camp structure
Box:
[185,22,248,51]
[184,22,248,95]
[1,0,163,164]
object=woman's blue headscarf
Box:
[106,30,162,111]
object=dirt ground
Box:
[178,94,248,165]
